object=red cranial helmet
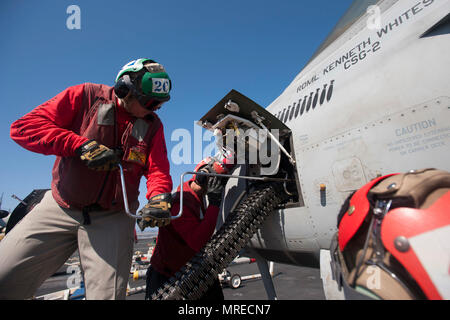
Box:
[332,168,450,300]
[192,150,236,186]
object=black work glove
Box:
[194,167,209,187]
[76,140,120,171]
[195,159,222,187]
[195,160,227,207]
[204,163,228,207]
[206,176,226,207]
[137,193,172,231]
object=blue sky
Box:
[0,0,353,228]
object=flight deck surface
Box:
[36,238,326,300]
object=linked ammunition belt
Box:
[151,183,287,300]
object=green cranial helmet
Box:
[115,58,171,107]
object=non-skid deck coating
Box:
[36,238,326,300]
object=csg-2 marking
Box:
[273,0,439,124]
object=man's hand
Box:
[201,161,228,207]
[206,174,227,207]
[76,140,121,171]
[137,193,172,230]
[193,158,230,207]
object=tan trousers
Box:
[0,191,135,300]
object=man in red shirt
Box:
[0,58,173,299]
[146,156,234,300]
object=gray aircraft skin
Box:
[200,0,450,299]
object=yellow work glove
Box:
[76,140,121,171]
[137,193,172,230]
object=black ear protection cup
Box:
[114,74,135,99]
[114,64,170,111]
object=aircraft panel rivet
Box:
[348,205,355,216]
[394,236,410,252]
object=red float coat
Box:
[150,179,219,277]
[10,83,172,211]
